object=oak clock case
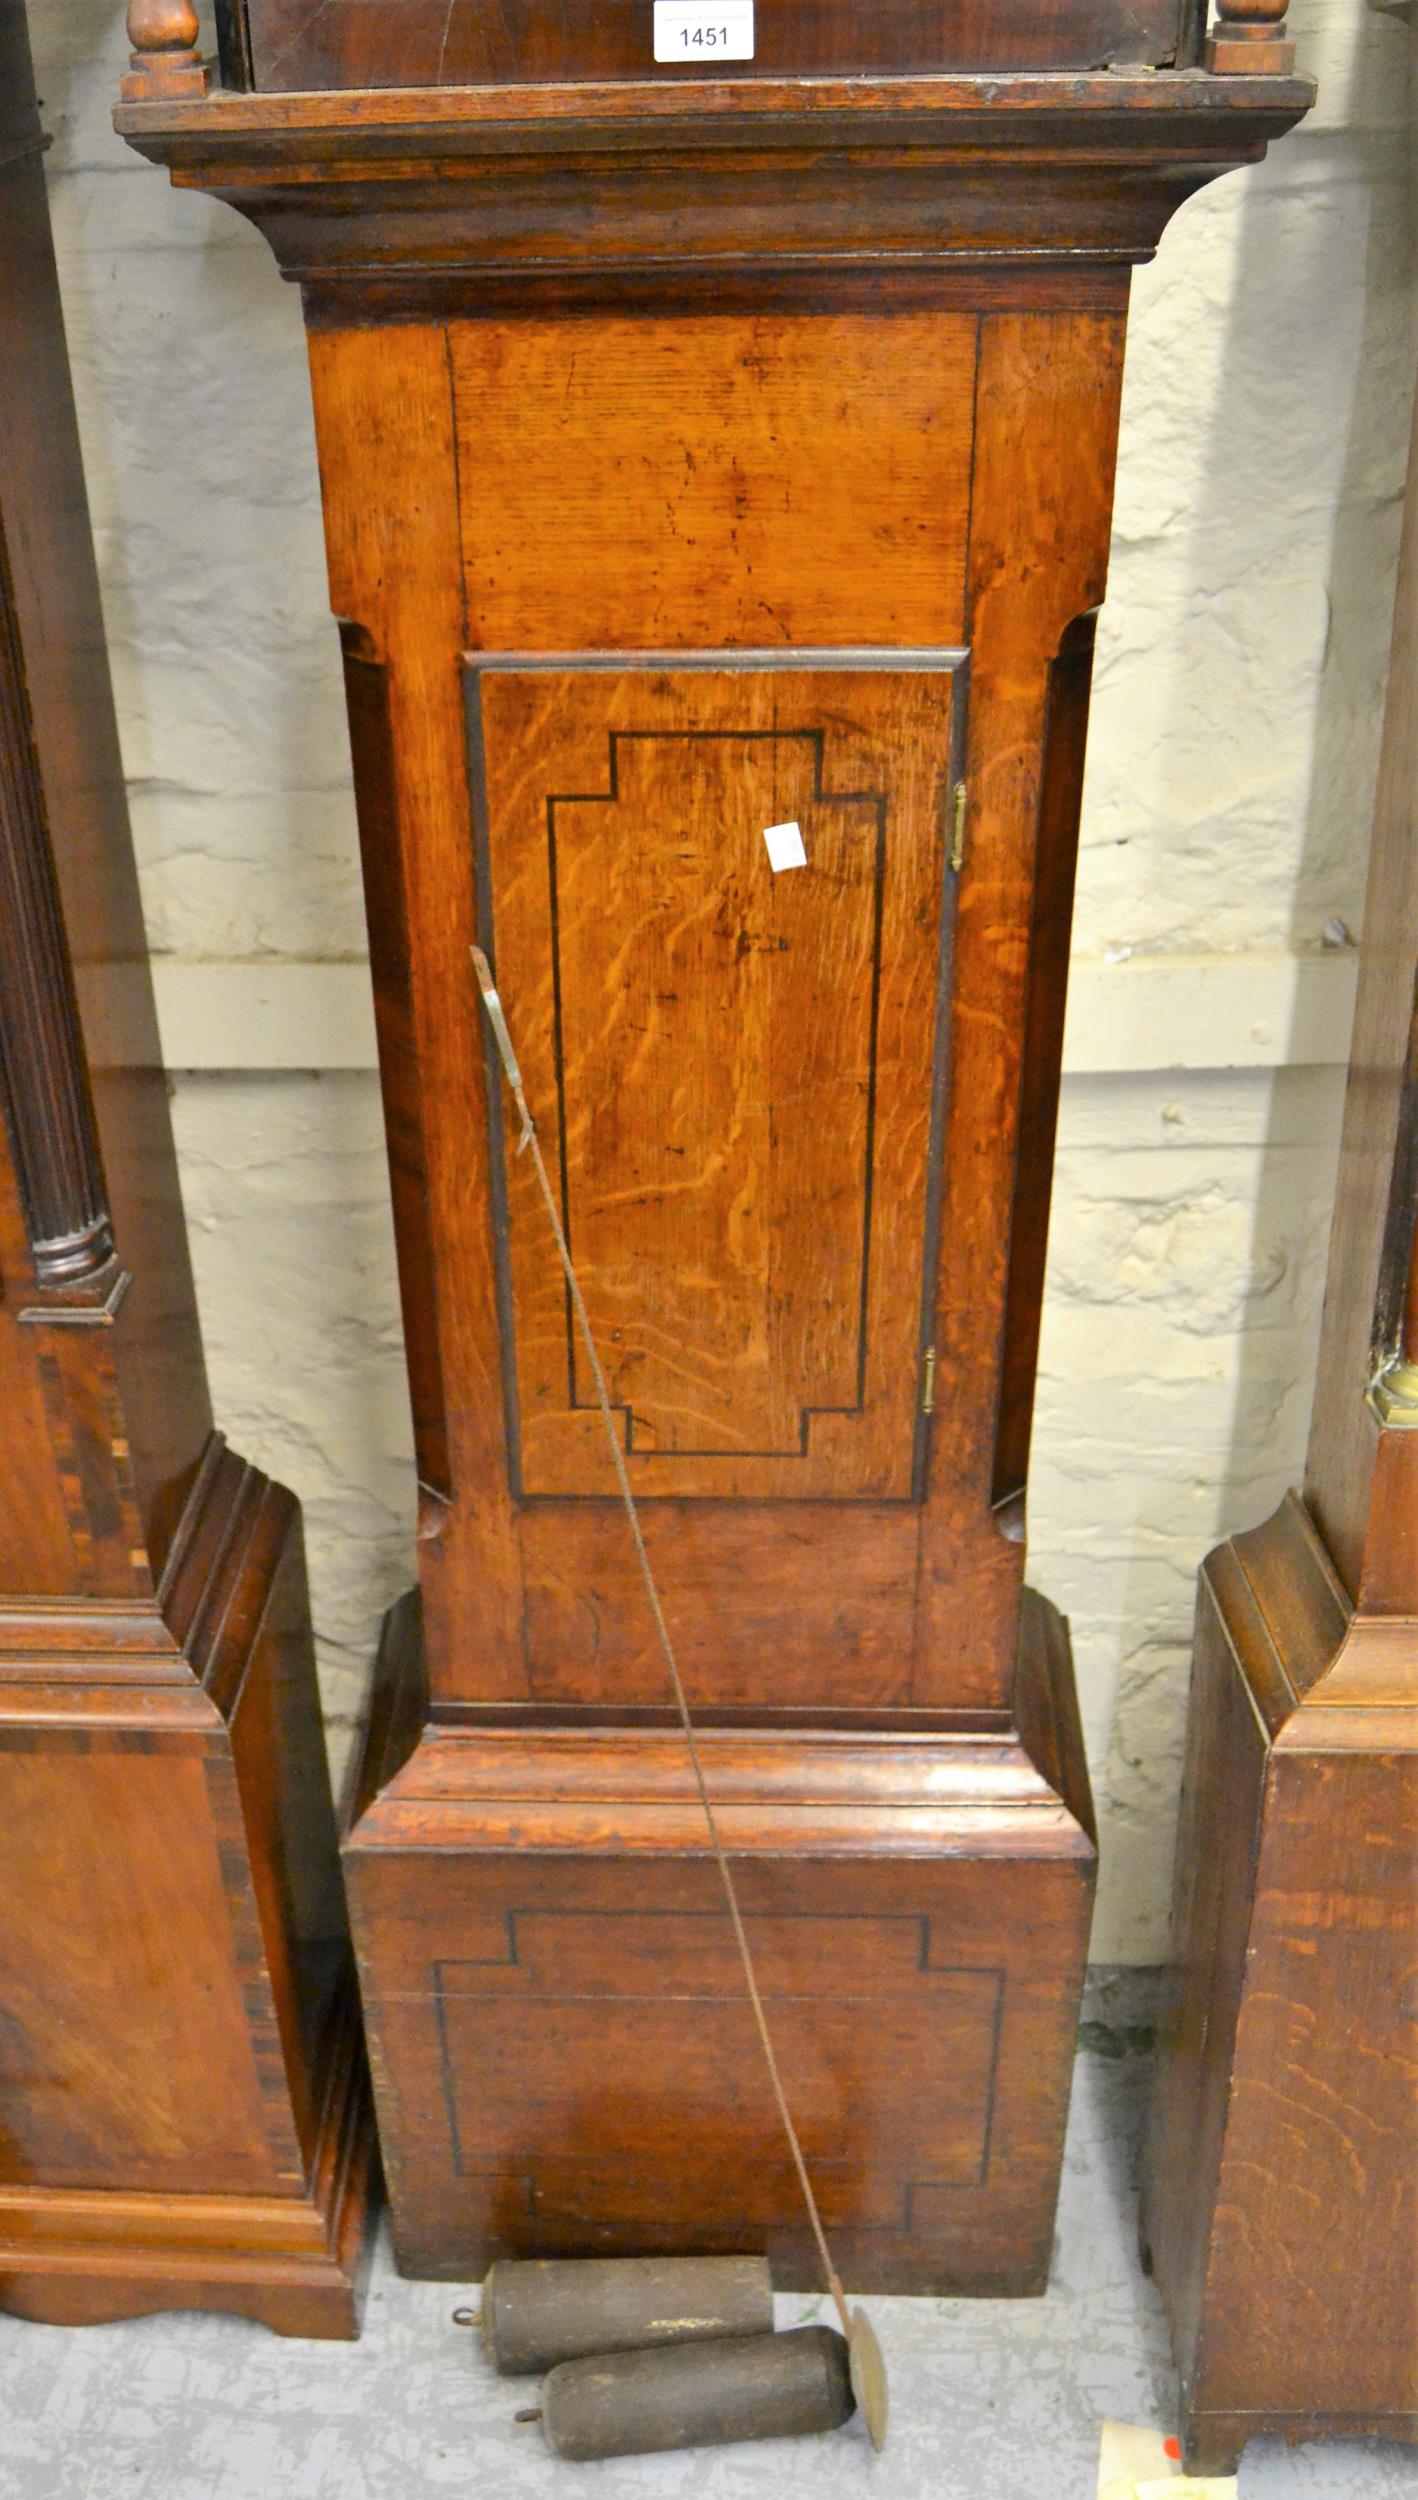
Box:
[1141,393,1418,2479]
[0,0,372,2338]
[118,1,1312,2292]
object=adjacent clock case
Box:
[1141,393,1418,2480]
[119,2,1310,2291]
[0,0,372,2335]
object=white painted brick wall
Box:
[28,1,1416,1960]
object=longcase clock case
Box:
[0,0,372,2336]
[118,0,1311,2293]
[1142,389,1418,2479]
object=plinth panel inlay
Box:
[433,1909,1004,2211]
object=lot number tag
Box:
[653,2,756,62]
[763,821,807,873]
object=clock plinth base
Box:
[0,1988,374,2339]
[0,1441,376,2342]
[1141,1496,1418,2475]
[344,1589,1095,2295]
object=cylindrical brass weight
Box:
[477,2254,774,2376]
[536,2326,855,2461]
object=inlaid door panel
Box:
[469,655,964,1502]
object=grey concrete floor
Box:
[0,2051,1410,2499]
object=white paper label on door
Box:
[653,2,756,63]
[763,821,808,873]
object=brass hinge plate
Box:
[949,782,968,875]
[1368,1353,1418,1430]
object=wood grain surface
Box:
[227,0,1197,93]
[1142,1517,1418,2474]
[476,660,957,1503]
[345,1586,1095,2291]
[914,310,1125,1707]
[310,303,1114,1712]
[0,1445,375,2337]
[453,316,974,652]
[117,76,1313,335]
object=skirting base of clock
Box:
[0,1441,377,2341]
[0,1989,373,2339]
[343,1585,1095,2296]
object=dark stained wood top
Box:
[119,67,1313,158]
[221,0,1202,93]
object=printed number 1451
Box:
[652,3,756,62]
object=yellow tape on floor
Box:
[1136,2483,1237,2499]
[1097,2421,1237,2500]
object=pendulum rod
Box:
[472,947,852,2342]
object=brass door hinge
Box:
[1369,1351,1418,1429]
[949,782,968,875]
[920,1345,936,1415]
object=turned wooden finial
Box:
[121,0,210,101]
[1205,0,1296,74]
